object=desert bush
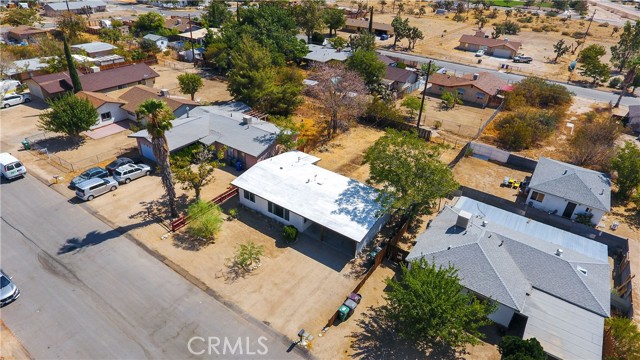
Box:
[564,111,621,169]
[505,77,573,111]
[452,13,466,22]
[608,77,622,88]
[545,11,559,17]
[532,26,543,32]
[228,208,238,220]
[561,31,571,36]
[282,225,299,243]
[495,109,563,150]
[187,200,224,241]
[598,22,609,27]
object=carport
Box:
[304,223,356,257]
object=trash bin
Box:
[21,139,30,150]
[235,161,243,171]
[477,59,482,64]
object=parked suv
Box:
[112,163,151,184]
[70,167,109,189]
[513,56,533,63]
[1,93,30,108]
[75,177,118,201]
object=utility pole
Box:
[416,60,432,131]
[189,13,196,68]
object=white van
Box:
[0,153,26,180]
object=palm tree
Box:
[138,99,178,218]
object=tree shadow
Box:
[332,179,382,227]
[129,192,190,225]
[32,135,84,152]
[171,230,215,251]
[58,219,156,255]
[349,305,466,360]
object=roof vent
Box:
[563,169,568,175]
[600,189,604,195]
[473,73,479,80]
[160,89,169,97]
[447,245,452,250]
[555,248,563,257]
[482,220,488,227]
[456,210,472,229]
[577,266,588,276]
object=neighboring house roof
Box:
[7,25,49,37]
[345,18,394,33]
[30,63,159,95]
[628,105,640,119]
[459,31,522,52]
[304,44,351,63]
[177,27,218,40]
[529,157,611,211]
[429,72,508,95]
[384,66,418,84]
[71,42,117,54]
[7,57,51,75]
[407,197,610,360]
[143,34,167,42]
[231,151,386,242]
[129,104,279,158]
[376,52,396,66]
[164,17,197,32]
[118,85,197,114]
[45,0,106,10]
[77,90,126,108]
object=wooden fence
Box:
[170,186,238,232]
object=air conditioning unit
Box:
[242,115,253,124]
[90,66,100,73]
[456,210,472,229]
[160,89,170,97]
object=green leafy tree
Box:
[505,77,573,110]
[204,0,231,27]
[186,200,223,241]
[132,12,166,36]
[553,38,571,62]
[1,7,42,26]
[139,38,161,54]
[383,258,495,349]
[138,99,178,218]
[441,91,463,109]
[604,317,640,360]
[177,73,204,101]
[611,141,640,200]
[323,7,346,36]
[391,15,409,48]
[294,0,326,43]
[406,26,424,50]
[327,36,347,50]
[498,336,546,360]
[346,49,386,88]
[171,144,223,200]
[233,241,265,272]
[579,44,611,85]
[56,13,87,41]
[37,93,98,140]
[364,129,459,217]
[401,96,422,120]
[477,16,488,29]
[99,27,122,44]
[271,116,305,152]
[63,37,82,93]
[496,109,563,151]
[610,20,640,72]
[349,30,376,52]
[418,5,427,17]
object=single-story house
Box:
[376,52,396,66]
[177,28,218,46]
[343,18,394,36]
[428,71,508,107]
[71,42,117,58]
[164,16,199,33]
[383,66,420,97]
[303,43,351,64]
[142,34,168,51]
[77,91,128,129]
[178,48,204,63]
[118,85,198,121]
[44,0,107,16]
[91,54,126,66]
[231,151,389,257]
[7,25,51,43]
[128,103,279,169]
[526,157,611,225]
[627,105,640,132]
[458,31,522,58]
[5,57,51,81]
[26,63,159,100]
[407,196,610,360]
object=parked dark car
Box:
[70,167,109,188]
[105,157,134,174]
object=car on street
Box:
[475,49,485,57]
[105,157,134,174]
[70,167,109,189]
[513,55,533,63]
[112,163,151,184]
[1,93,31,108]
[0,152,26,180]
[75,177,118,201]
[0,270,20,307]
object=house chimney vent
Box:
[473,73,479,80]
[555,248,563,257]
[160,89,170,97]
[563,169,568,175]
[482,220,488,227]
[456,210,472,229]
[600,189,604,195]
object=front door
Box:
[562,202,577,218]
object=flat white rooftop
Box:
[231,151,384,242]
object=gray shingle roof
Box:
[129,104,279,157]
[628,105,640,119]
[407,200,610,317]
[45,0,106,10]
[143,34,167,42]
[529,157,611,211]
[71,42,117,54]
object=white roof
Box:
[177,28,218,40]
[231,151,385,242]
[304,44,351,63]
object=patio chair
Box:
[610,221,619,231]
[503,176,510,186]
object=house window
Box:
[100,112,112,121]
[476,92,485,100]
[456,88,465,96]
[531,191,545,202]
[268,201,289,221]
[243,190,255,203]
[438,86,443,91]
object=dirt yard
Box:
[148,63,233,104]
[0,321,32,360]
[453,156,532,199]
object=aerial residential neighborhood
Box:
[1,0,639,359]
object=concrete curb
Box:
[26,172,315,360]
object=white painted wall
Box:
[488,302,516,327]
[91,103,127,129]
[526,191,605,224]
[356,213,390,255]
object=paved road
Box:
[378,50,639,107]
[0,175,305,359]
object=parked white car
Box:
[1,93,30,108]
[112,163,151,184]
[475,49,485,57]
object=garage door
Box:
[141,142,156,162]
[492,49,513,58]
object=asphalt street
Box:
[378,50,639,107]
[0,175,305,360]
